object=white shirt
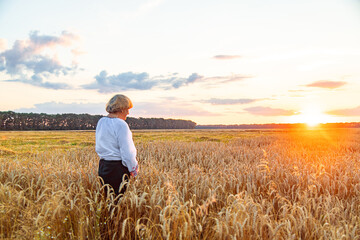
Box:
[95,117,138,172]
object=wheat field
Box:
[0,129,360,239]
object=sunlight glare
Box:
[288,106,335,126]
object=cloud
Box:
[131,102,219,117]
[5,75,71,90]
[244,106,296,116]
[170,73,203,88]
[0,38,7,51]
[288,89,306,92]
[204,98,258,105]
[28,31,78,49]
[326,106,360,116]
[204,74,252,84]
[305,80,347,89]
[83,71,203,93]
[15,101,105,115]
[82,69,250,93]
[71,48,86,56]
[83,71,154,92]
[0,31,79,89]
[213,55,242,60]
[0,56,4,71]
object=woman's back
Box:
[96,117,136,165]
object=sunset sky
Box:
[1,0,360,125]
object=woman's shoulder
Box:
[108,117,129,128]
[113,119,131,134]
[98,117,129,128]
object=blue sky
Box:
[1,0,360,124]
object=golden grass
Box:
[0,129,360,239]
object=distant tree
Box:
[0,112,197,130]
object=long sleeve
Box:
[116,121,138,172]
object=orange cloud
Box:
[327,106,360,116]
[204,98,258,105]
[71,48,87,56]
[305,80,347,89]
[244,106,297,116]
[0,38,7,51]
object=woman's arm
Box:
[116,120,138,174]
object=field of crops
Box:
[1,129,360,239]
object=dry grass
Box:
[0,129,360,239]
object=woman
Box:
[96,94,139,196]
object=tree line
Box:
[196,122,360,129]
[0,111,197,130]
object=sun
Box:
[289,106,335,127]
[300,112,324,127]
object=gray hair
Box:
[106,94,133,113]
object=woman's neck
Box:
[107,112,126,120]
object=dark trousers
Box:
[98,159,130,196]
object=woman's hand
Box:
[130,164,139,177]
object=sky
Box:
[0,0,360,125]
